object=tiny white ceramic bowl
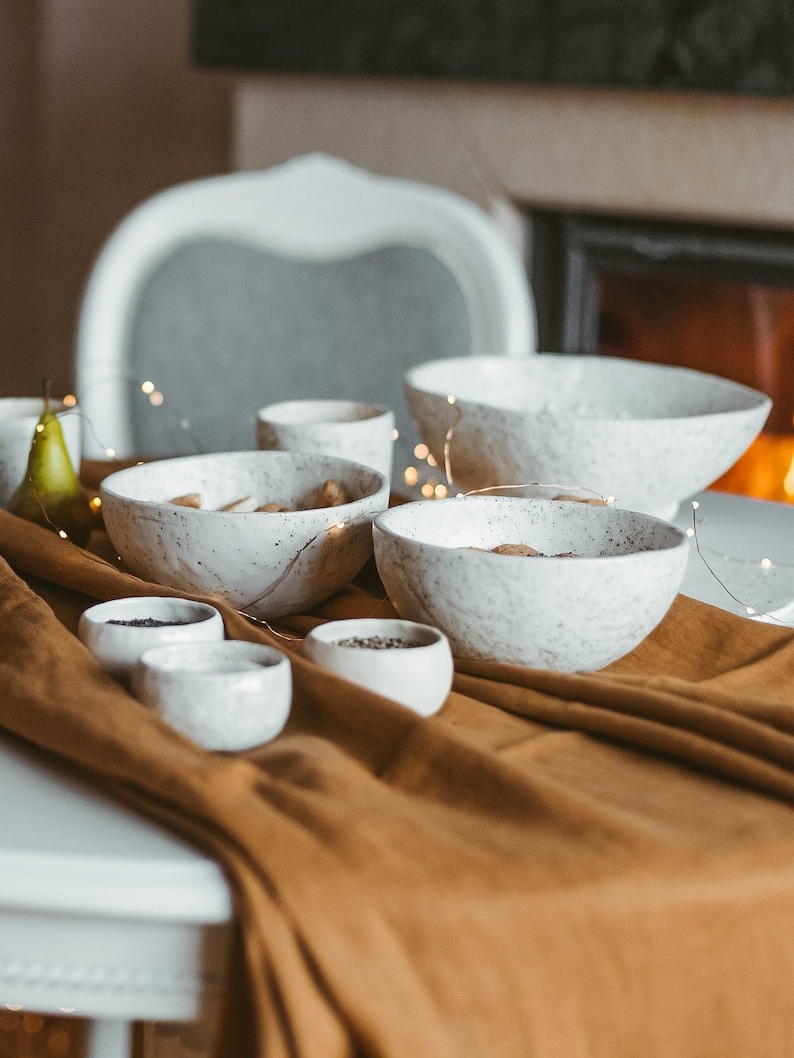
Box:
[131,641,292,751]
[78,596,225,683]
[373,496,690,672]
[256,399,395,481]
[404,355,771,520]
[303,618,453,717]
[0,397,82,509]
[100,450,390,620]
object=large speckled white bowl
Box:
[100,451,390,619]
[404,355,771,519]
[373,496,690,672]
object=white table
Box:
[673,490,794,623]
[0,728,233,1058]
[1,490,792,1058]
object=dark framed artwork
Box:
[194,0,794,95]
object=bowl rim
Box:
[404,353,772,422]
[373,496,689,565]
[79,596,222,629]
[305,617,448,651]
[99,449,389,515]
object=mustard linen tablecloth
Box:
[3,498,794,1058]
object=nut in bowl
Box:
[303,618,453,717]
[373,496,690,672]
[100,451,390,620]
[404,355,772,520]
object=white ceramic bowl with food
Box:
[132,640,292,751]
[100,451,390,620]
[373,496,689,672]
[404,355,771,520]
[78,596,225,684]
[303,617,453,716]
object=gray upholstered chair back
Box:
[127,239,470,477]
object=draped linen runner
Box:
[3,497,794,1058]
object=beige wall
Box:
[1,0,232,398]
[234,75,794,234]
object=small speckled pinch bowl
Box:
[373,496,690,672]
[303,618,453,717]
[77,596,225,684]
[131,641,292,751]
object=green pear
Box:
[8,394,94,546]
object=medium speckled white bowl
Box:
[373,496,690,672]
[404,355,771,519]
[100,451,390,620]
[0,397,82,509]
[132,640,292,751]
[78,596,225,684]
[303,618,453,716]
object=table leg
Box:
[85,1018,133,1058]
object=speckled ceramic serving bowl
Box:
[100,451,390,620]
[404,355,771,520]
[373,496,689,672]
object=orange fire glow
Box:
[712,432,794,504]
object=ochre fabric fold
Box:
[4,504,794,1058]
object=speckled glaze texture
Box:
[100,451,390,619]
[0,399,82,509]
[132,640,292,751]
[303,617,453,716]
[256,399,395,481]
[77,596,225,683]
[373,496,690,672]
[404,355,771,519]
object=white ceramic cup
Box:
[302,617,453,717]
[131,640,292,751]
[78,596,225,684]
[256,399,395,481]
[0,398,82,509]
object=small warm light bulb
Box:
[35,423,44,433]
[58,529,68,539]
[686,527,695,538]
[760,557,774,570]
[390,428,399,441]
[90,495,102,509]
[746,606,757,615]
[446,394,457,405]
[403,466,419,487]
[420,483,435,498]
[140,380,155,394]
[434,483,448,498]
[62,393,77,407]
[426,454,438,468]
[333,521,346,531]
[149,390,164,406]
[105,447,116,458]
[414,443,429,459]
[691,500,700,510]
[606,495,616,506]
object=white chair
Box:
[75,153,536,473]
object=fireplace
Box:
[529,211,794,502]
